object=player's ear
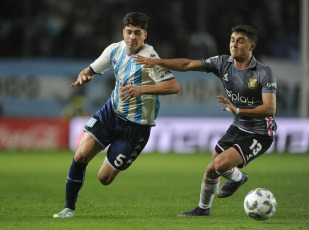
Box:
[249,43,256,51]
[144,30,147,40]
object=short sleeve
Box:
[201,55,221,76]
[90,44,114,74]
[260,67,277,94]
[138,45,175,83]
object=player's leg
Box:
[97,117,151,185]
[179,126,247,216]
[66,132,103,208]
[215,129,273,198]
[53,132,103,218]
[54,100,116,218]
[178,152,220,216]
[214,147,248,198]
[214,146,245,183]
[97,158,120,185]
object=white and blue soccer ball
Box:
[244,188,277,221]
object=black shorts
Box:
[215,125,273,168]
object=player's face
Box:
[123,25,147,55]
[230,32,255,62]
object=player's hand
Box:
[133,55,158,68]
[217,95,238,115]
[70,68,94,87]
[120,85,142,101]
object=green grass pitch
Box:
[0,150,308,230]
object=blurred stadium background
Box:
[0,0,308,154]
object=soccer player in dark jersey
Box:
[134,25,277,216]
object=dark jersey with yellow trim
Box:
[201,55,277,136]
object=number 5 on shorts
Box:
[114,154,126,167]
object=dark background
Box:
[1,0,300,61]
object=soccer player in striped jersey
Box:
[134,25,277,216]
[53,12,179,218]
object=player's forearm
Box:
[239,104,276,118]
[155,58,194,72]
[140,79,180,95]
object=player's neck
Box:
[126,45,144,56]
[233,56,252,70]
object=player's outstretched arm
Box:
[70,67,96,87]
[120,78,180,101]
[134,55,205,72]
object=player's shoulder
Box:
[220,54,231,61]
[252,56,269,69]
[138,44,159,58]
[107,41,125,50]
[101,41,126,58]
[206,54,230,63]
[253,58,273,75]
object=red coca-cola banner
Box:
[0,118,69,150]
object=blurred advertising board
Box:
[69,117,309,154]
[0,118,69,150]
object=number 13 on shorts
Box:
[249,139,262,155]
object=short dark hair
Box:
[123,12,149,30]
[232,25,258,44]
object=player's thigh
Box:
[235,134,273,168]
[215,126,273,168]
[74,132,104,164]
[213,147,244,173]
[106,123,151,171]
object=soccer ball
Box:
[244,188,277,221]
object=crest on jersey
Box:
[248,77,258,89]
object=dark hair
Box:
[232,25,258,44]
[123,12,149,30]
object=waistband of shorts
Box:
[112,109,153,127]
[232,125,273,139]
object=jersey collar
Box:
[228,55,257,69]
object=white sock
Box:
[221,167,242,182]
[198,176,220,209]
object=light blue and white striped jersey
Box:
[90,41,175,126]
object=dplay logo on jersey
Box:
[225,87,254,106]
[267,82,277,88]
[248,77,258,89]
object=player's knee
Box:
[98,175,113,186]
[98,177,111,186]
[74,149,93,164]
[74,155,88,164]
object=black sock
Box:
[65,158,87,210]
